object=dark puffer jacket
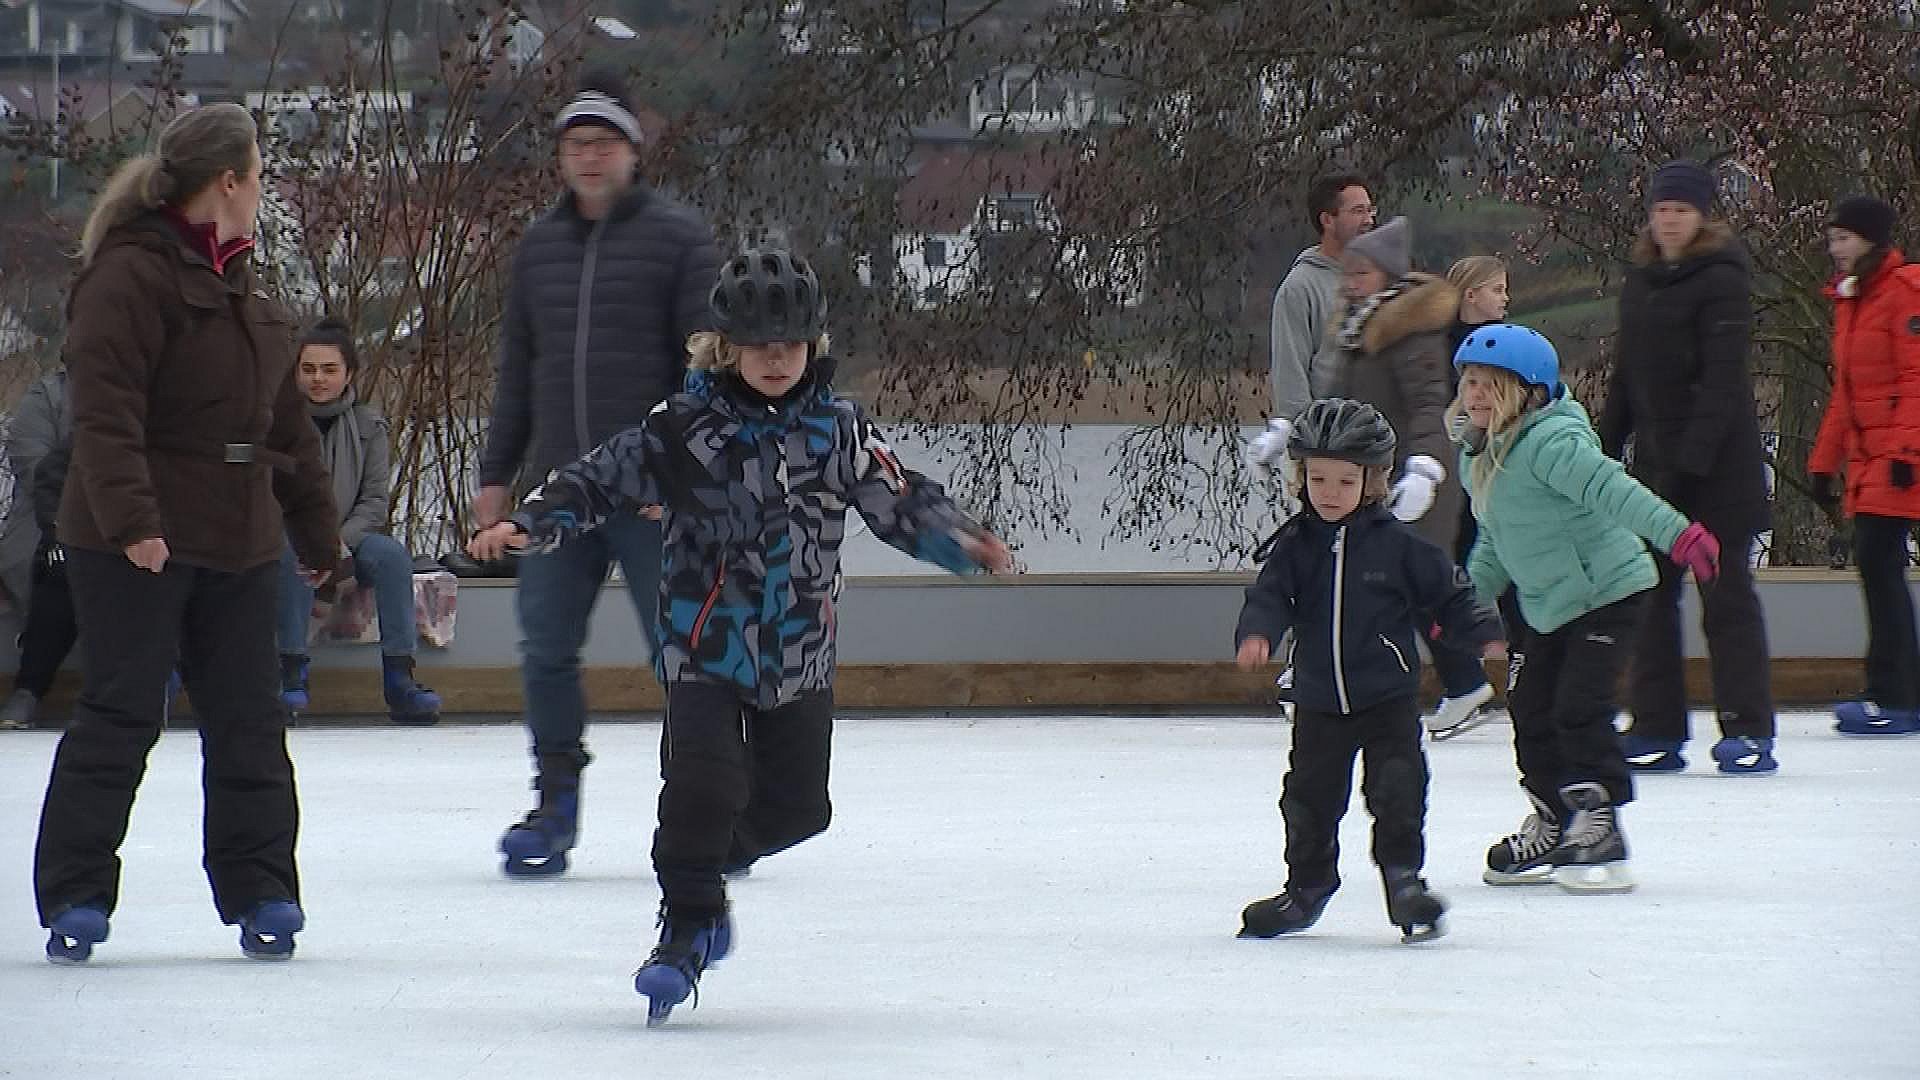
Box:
[1600,223,1770,535]
[1236,503,1500,716]
[510,360,989,709]
[480,185,722,489]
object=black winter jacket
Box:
[480,185,722,488]
[1599,223,1770,535]
[1236,504,1500,716]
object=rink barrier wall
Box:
[0,570,1907,715]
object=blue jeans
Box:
[278,532,420,657]
[516,510,663,758]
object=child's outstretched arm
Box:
[468,413,668,560]
[1527,426,1720,581]
[843,410,1011,575]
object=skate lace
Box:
[639,940,705,1011]
[1507,812,1559,858]
[1563,804,1614,847]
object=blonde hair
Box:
[1447,255,1507,296]
[1291,459,1393,504]
[81,103,259,266]
[686,330,832,371]
[1445,364,1534,502]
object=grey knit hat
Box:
[1345,215,1412,280]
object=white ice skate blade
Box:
[1482,866,1555,886]
[1553,862,1635,894]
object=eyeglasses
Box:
[559,135,628,158]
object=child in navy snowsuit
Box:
[470,249,1012,1024]
[1235,398,1503,943]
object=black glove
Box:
[1808,472,1840,509]
[1892,461,1914,490]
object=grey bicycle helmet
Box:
[709,248,826,346]
[1287,398,1397,468]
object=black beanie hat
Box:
[1646,161,1715,215]
[1828,194,1896,249]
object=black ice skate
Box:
[1381,867,1446,944]
[1238,880,1337,938]
[1483,789,1563,886]
[1549,781,1635,894]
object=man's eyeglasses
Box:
[560,135,627,158]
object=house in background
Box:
[0,0,246,97]
[893,147,1067,308]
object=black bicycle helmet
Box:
[1287,398,1397,468]
[709,248,826,346]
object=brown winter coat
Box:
[1331,273,1465,551]
[57,213,339,574]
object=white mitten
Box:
[1245,417,1295,477]
[1387,455,1445,522]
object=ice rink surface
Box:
[0,711,1914,1079]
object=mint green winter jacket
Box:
[1463,394,1689,634]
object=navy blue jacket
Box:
[481,185,722,488]
[1236,503,1500,715]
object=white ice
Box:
[0,711,1914,1079]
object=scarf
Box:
[310,389,363,533]
[1336,277,1420,354]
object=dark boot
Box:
[1238,879,1338,938]
[381,655,441,726]
[279,654,310,715]
[498,751,586,877]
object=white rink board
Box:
[0,712,1913,1079]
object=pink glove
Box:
[1670,522,1720,584]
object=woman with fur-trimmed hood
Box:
[1327,215,1495,732]
[1599,160,1777,775]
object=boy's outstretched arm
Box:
[844,411,1010,575]
[469,412,669,560]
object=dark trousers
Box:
[1432,505,1492,697]
[34,547,298,926]
[515,510,663,760]
[1626,514,1774,740]
[1509,596,1641,807]
[654,680,833,918]
[1280,695,1428,887]
[1853,514,1920,709]
[12,552,78,698]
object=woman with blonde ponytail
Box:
[35,103,340,965]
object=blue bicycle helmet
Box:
[1453,323,1560,392]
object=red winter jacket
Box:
[1809,251,1920,520]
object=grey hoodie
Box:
[1269,246,1344,420]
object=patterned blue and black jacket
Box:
[510,360,986,708]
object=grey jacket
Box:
[1,370,67,608]
[480,185,722,490]
[313,392,391,551]
[1269,246,1344,420]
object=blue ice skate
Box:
[1711,736,1778,775]
[633,910,733,1027]
[500,787,579,878]
[239,900,305,960]
[1619,734,1687,773]
[1834,701,1920,736]
[45,904,109,965]
[279,653,310,716]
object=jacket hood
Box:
[1484,392,1589,458]
[1358,273,1460,355]
[1293,245,1342,274]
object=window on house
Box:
[991,195,1041,230]
[923,237,948,267]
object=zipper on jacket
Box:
[690,564,726,649]
[572,219,606,457]
[1331,525,1351,713]
[1381,633,1410,674]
